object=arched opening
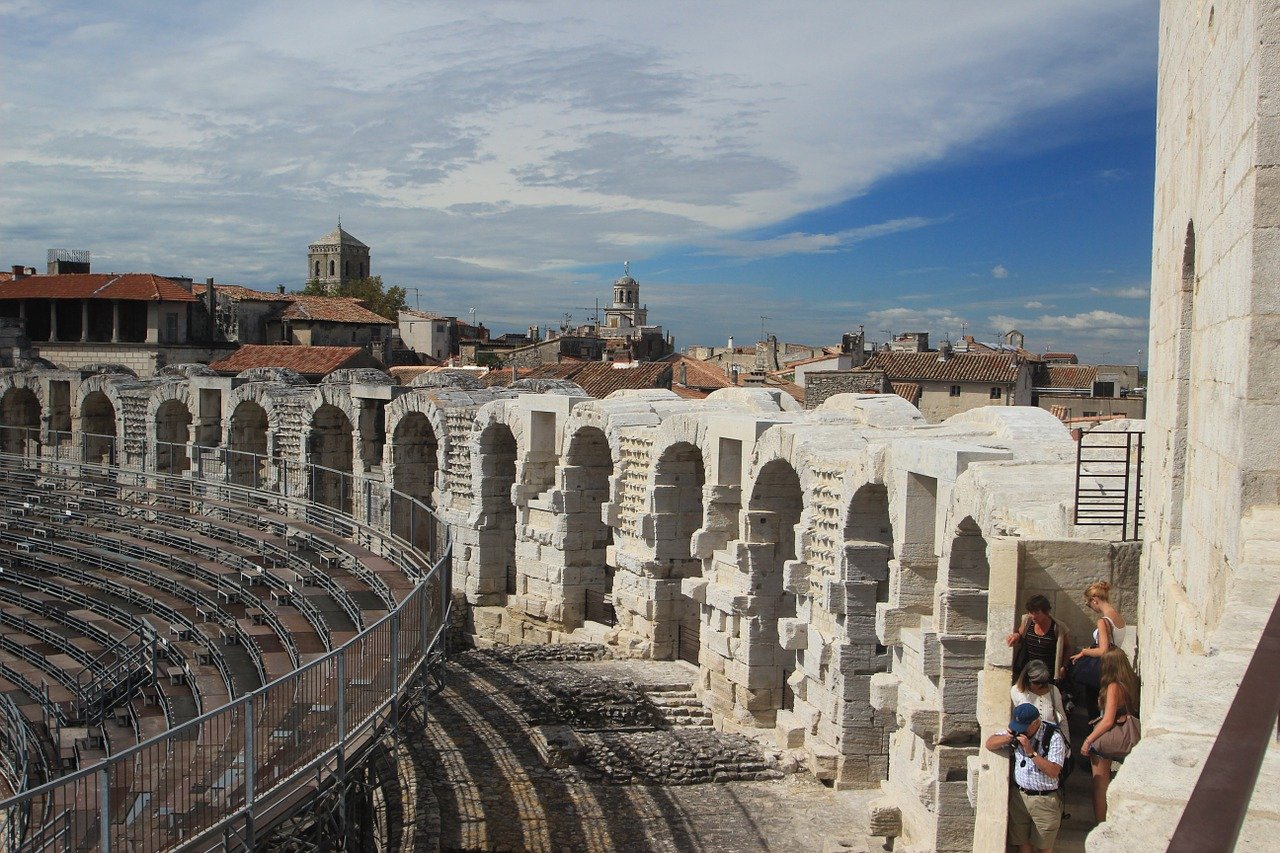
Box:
[328,260,335,277]
[654,442,706,663]
[154,399,192,475]
[564,426,615,628]
[844,483,894,624]
[310,404,354,513]
[229,401,269,487]
[392,413,439,554]
[80,391,116,464]
[0,388,41,457]
[933,516,991,847]
[314,261,320,278]
[478,423,518,599]
[748,459,803,718]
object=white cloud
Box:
[1090,285,1149,298]
[1024,301,1046,309]
[989,310,1146,331]
[0,0,1155,345]
[703,217,938,259]
[991,264,1009,279]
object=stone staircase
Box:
[642,684,714,728]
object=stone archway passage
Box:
[746,459,803,721]
[310,404,354,513]
[653,442,706,664]
[477,423,517,601]
[154,399,192,475]
[0,388,41,457]
[229,401,269,488]
[392,413,439,554]
[80,391,116,464]
[564,426,615,628]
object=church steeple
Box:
[307,222,371,293]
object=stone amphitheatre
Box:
[0,2,1276,851]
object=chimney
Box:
[727,335,734,351]
[679,361,687,386]
[10,265,24,279]
[277,284,286,294]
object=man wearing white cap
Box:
[984,702,1068,852]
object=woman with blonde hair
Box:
[1081,648,1141,823]
[1070,581,1128,714]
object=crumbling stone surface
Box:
[576,729,782,785]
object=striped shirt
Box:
[998,725,1066,792]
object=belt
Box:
[1018,786,1059,797]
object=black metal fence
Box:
[0,426,452,852]
[1073,429,1145,541]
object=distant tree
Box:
[302,276,407,321]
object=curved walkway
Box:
[409,647,879,853]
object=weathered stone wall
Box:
[0,369,1151,850]
[803,369,886,408]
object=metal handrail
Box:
[0,428,452,853]
[1167,593,1280,852]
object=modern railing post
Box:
[98,766,110,852]
[390,612,400,724]
[244,697,255,811]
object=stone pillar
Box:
[80,301,89,342]
[49,302,58,342]
[111,301,120,343]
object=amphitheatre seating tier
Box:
[0,451,441,853]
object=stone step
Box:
[640,686,715,728]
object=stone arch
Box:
[310,403,354,513]
[80,390,117,464]
[391,411,439,553]
[843,482,894,614]
[153,398,193,474]
[563,424,616,629]
[229,400,269,487]
[652,440,706,662]
[0,387,41,456]
[929,514,992,849]
[475,421,519,602]
[745,457,804,720]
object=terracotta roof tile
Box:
[662,354,732,391]
[192,283,293,302]
[279,296,393,325]
[859,351,1022,383]
[209,344,369,376]
[0,273,198,302]
[891,382,921,405]
[484,361,671,398]
[1042,365,1098,389]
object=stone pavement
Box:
[405,646,881,852]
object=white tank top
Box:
[1093,615,1127,651]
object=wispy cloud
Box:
[1090,285,1149,298]
[703,216,939,259]
[991,264,1009,279]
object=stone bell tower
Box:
[307,221,371,293]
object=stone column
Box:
[49,302,58,342]
[80,300,89,342]
[111,301,120,343]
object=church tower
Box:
[603,261,648,332]
[307,221,371,293]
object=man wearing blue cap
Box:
[984,702,1067,852]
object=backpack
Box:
[1036,721,1075,818]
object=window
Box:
[436,324,445,333]
[329,260,335,276]
[949,385,961,397]
[314,261,320,277]
[344,261,350,276]
[990,387,1002,399]
[1083,411,1099,418]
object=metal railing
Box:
[1073,429,1145,541]
[0,426,452,852]
[1167,593,1280,852]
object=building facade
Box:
[307,224,371,292]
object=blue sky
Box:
[0,1,1157,363]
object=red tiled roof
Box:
[0,273,198,302]
[1042,352,1078,361]
[192,283,293,302]
[209,344,370,376]
[1043,365,1098,389]
[891,382,921,405]
[859,351,1022,383]
[484,361,672,398]
[279,296,393,325]
[662,354,732,391]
